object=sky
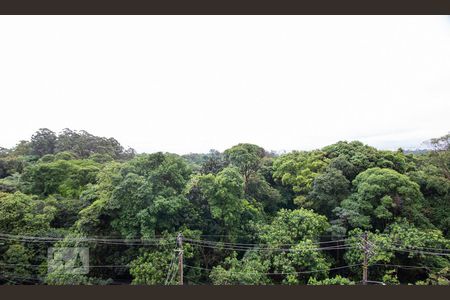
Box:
[0,16,449,154]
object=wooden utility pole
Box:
[362,232,368,285]
[177,233,184,285]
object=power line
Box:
[186,241,358,252]
[177,233,184,285]
[189,234,348,238]
[4,233,447,257]
[0,262,131,269]
[184,264,362,276]
[0,233,358,253]
[0,233,175,242]
[369,263,446,271]
[168,261,179,285]
[164,253,178,285]
[186,239,355,248]
[0,233,352,248]
[389,243,450,253]
[185,237,357,251]
[0,233,175,245]
[0,272,42,284]
[183,237,351,247]
[387,247,450,257]
[346,238,450,257]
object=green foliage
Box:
[308,275,355,285]
[192,167,247,236]
[210,252,271,285]
[0,244,34,284]
[261,208,329,245]
[335,168,428,231]
[427,133,450,180]
[323,141,380,175]
[387,220,449,259]
[129,229,201,285]
[0,173,21,193]
[344,229,394,267]
[415,267,450,285]
[11,140,32,156]
[224,143,266,190]
[1,130,449,285]
[89,153,114,163]
[49,195,91,229]
[55,128,135,160]
[199,149,227,175]
[382,269,400,285]
[271,240,331,284]
[377,150,410,174]
[309,167,350,218]
[129,235,177,285]
[130,249,173,285]
[0,155,26,179]
[246,172,283,214]
[344,221,450,284]
[77,153,193,239]
[125,152,191,194]
[273,150,329,207]
[259,208,331,284]
[407,167,450,236]
[0,192,56,235]
[30,128,57,157]
[20,158,101,198]
[55,151,78,161]
[327,155,359,181]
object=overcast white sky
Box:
[0,16,449,154]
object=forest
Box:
[0,128,449,285]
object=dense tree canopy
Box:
[0,129,449,285]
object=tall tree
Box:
[273,150,329,207]
[308,167,350,218]
[427,133,450,180]
[334,167,428,231]
[30,128,57,157]
[224,144,266,191]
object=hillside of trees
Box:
[0,128,449,285]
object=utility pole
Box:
[362,232,368,285]
[177,232,184,285]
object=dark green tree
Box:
[30,128,57,157]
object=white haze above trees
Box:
[1,16,450,153]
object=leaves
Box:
[1,130,450,285]
[335,168,428,231]
[273,150,329,207]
